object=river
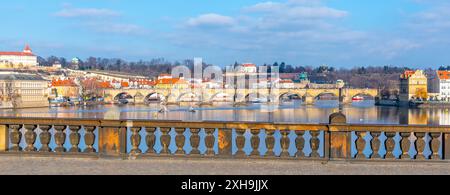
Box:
[1,100,450,125]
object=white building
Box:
[240,63,257,73]
[437,70,450,101]
[273,79,295,89]
[0,45,38,68]
[0,72,49,108]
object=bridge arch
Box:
[279,92,302,102]
[177,92,201,102]
[350,93,375,100]
[209,92,233,102]
[314,92,339,101]
[114,92,133,101]
[245,92,268,103]
[144,92,166,103]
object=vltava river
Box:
[1,100,449,125]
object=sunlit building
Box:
[0,45,38,68]
[437,70,450,101]
[0,72,49,108]
[240,63,257,73]
[155,74,189,89]
[399,70,428,103]
[50,79,80,99]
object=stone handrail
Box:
[0,114,449,161]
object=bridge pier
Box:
[341,96,353,105]
[302,95,315,105]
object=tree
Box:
[280,62,286,73]
[285,65,294,73]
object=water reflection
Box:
[0,100,450,125]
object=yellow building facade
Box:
[399,70,428,102]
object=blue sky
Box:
[1,0,449,68]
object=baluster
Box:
[430,133,441,160]
[385,132,396,159]
[130,127,142,154]
[355,132,366,159]
[69,126,81,153]
[24,125,37,152]
[310,131,321,158]
[280,130,290,157]
[145,127,157,154]
[265,130,275,157]
[84,126,96,153]
[205,128,216,156]
[370,132,381,159]
[250,129,260,157]
[295,131,305,158]
[190,128,201,155]
[54,125,67,153]
[414,132,427,160]
[174,128,186,155]
[235,129,246,157]
[9,125,22,152]
[400,132,411,160]
[160,127,171,155]
[39,125,52,152]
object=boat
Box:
[352,96,364,101]
[188,106,196,113]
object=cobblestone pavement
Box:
[1,156,449,175]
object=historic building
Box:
[155,74,189,89]
[0,45,38,68]
[437,70,450,101]
[399,70,428,103]
[240,63,257,73]
[0,72,49,108]
[50,79,80,99]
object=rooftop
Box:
[0,72,45,81]
[437,70,450,80]
[0,45,35,56]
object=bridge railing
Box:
[0,115,449,161]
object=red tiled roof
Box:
[24,44,31,51]
[438,71,450,80]
[51,79,77,87]
[97,81,113,89]
[156,78,188,85]
[242,63,256,67]
[400,70,416,79]
[121,82,129,88]
[279,79,294,83]
[0,52,35,56]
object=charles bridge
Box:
[103,88,379,105]
[1,112,450,174]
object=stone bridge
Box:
[102,88,378,105]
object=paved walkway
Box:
[1,156,449,175]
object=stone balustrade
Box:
[0,114,449,161]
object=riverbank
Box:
[1,156,449,175]
[376,99,450,108]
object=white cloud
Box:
[366,39,421,59]
[169,0,449,65]
[186,13,235,28]
[245,1,347,19]
[54,8,121,18]
[84,22,149,35]
[54,5,148,36]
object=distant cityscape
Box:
[0,45,450,109]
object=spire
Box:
[23,44,32,53]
